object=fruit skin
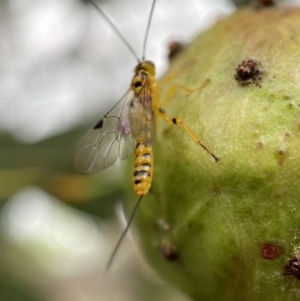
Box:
[128,7,300,301]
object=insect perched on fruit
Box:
[74,0,219,271]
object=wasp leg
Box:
[156,107,219,162]
[159,78,210,107]
[159,71,184,85]
[160,58,199,86]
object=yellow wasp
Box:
[74,0,219,271]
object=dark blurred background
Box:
[0,0,298,300]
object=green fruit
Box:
[132,6,300,301]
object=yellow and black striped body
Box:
[133,142,153,196]
[129,60,157,196]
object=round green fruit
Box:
[130,6,300,301]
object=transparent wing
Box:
[73,89,136,174]
[129,83,156,143]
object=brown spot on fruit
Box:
[255,0,275,9]
[261,243,283,259]
[161,244,178,261]
[257,141,264,149]
[234,58,264,86]
[168,40,185,61]
[284,255,300,279]
[276,148,287,165]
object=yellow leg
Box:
[160,68,196,85]
[159,78,210,107]
[156,107,219,162]
[160,58,199,85]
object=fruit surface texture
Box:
[132,7,300,301]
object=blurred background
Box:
[0,0,299,300]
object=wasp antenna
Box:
[106,195,144,271]
[88,0,141,63]
[141,0,157,61]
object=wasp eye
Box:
[134,81,142,88]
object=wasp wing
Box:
[73,89,136,174]
[128,83,156,143]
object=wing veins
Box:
[73,89,136,173]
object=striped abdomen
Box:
[133,142,153,196]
